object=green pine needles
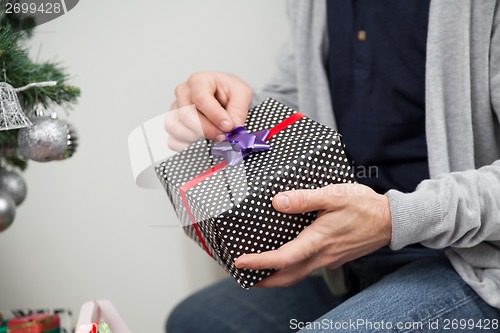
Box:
[0,12,80,170]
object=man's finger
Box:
[235,226,321,270]
[165,105,202,142]
[164,111,201,143]
[224,86,252,126]
[167,137,192,152]
[272,187,333,214]
[176,109,225,141]
[254,255,323,288]
[190,81,234,132]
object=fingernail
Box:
[215,134,226,142]
[275,194,290,210]
[220,120,231,132]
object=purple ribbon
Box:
[211,127,270,166]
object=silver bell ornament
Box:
[0,81,57,131]
[0,169,27,205]
[0,192,16,232]
[0,82,32,131]
[17,113,69,162]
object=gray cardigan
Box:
[253,0,500,309]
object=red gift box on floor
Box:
[156,98,355,288]
[6,314,59,333]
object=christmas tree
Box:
[0,9,80,231]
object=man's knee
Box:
[165,302,185,333]
[166,297,200,333]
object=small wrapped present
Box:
[4,314,60,333]
[156,98,355,288]
[0,309,71,333]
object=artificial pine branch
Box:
[0,26,80,112]
[0,13,80,171]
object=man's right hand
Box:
[165,72,253,151]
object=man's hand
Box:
[235,183,392,288]
[165,72,253,151]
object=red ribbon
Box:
[179,112,304,257]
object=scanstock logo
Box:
[2,0,80,29]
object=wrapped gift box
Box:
[0,309,71,333]
[156,98,355,288]
[3,314,60,333]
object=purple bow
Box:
[211,127,270,166]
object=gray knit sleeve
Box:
[252,0,299,110]
[252,41,299,110]
[387,162,500,250]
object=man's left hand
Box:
[235,183,392,287]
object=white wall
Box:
[0,1,288,332]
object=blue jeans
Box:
[166,247,500,332]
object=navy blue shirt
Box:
[326,0,431,194]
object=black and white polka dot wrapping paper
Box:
[156,98,355,289]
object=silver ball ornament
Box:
[57,119,79,160]
[0,169,27,205]
[17,116,69,162]
[0,192,16,232]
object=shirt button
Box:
[357,30,367,41]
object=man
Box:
[165,1,500,332]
